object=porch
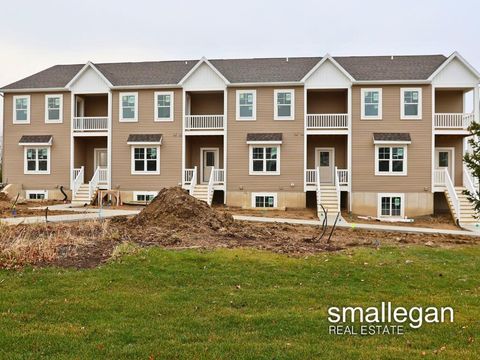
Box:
[434,88,477,132]
[306,89,349,131]
[72,137,109,203]
[185,91,225,131]
[305,135,349,191]
[73,94,109,133]
[183,135,225,190]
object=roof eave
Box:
[428,51,480,81]
[0,87,67,93]
[65,61,114,90]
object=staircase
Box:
[191,184,210,204]
[445,187,478,224]
[72,184,96,206]
[317,185,340,216]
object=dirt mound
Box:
[133,186,234,231]
[0,192,10,203]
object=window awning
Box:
[373,133,411,144]
[18,135,53,146]
[127,134,163,145]
[246,133,283,144]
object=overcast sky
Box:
[1,0,480,133]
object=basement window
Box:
[25,190,48,200]
[252,193,277,208]
[133,191,158,203]
[378,193,404,218]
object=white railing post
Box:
[207,167,215,205]
[73,166,84,198]
[316,166,321,206]
[189,166,197,195]
[463,165,478,199]
[88,166,101,202]
[334,166,341,211]
[444,168,460,222]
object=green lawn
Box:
[0,246,478,359]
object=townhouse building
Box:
[1,53,479,224]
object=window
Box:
[120,92,138,122]
[274,89,294,120]
[154,91,174,121]
[249,145,280,175]
[13,95,30,124]
[45,94,63,123]
[133,191,158,203]
[375,145,407,176]
[24,147,50,174]
[25,190,48,200]
[401,88,422,119]
[236,90,256,120]
[378,193,404,218]
[361,88,382,119]
[131,146,160,175]
[252,193,277,208]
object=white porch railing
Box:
[305,168,349,187]
[315,166,321,206]
[434,113,474,129]
[73,117,108,132]
[307,114,348,129]
[184,168,195,185]
[463,165,478,199]
[306,169,317,186]
[73,166,84,197]
[89,167,101,200]
[443,168,460,221]
[213,168,224,184]
[337,169,348,186]
[434,169,446,187]
[188,167,197,195]
[334,166,341,210]
[185,115,224,130]
[207,167,215,205]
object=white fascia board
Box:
[428,51,480,81]
[127,141,162,146]
[1,87,66,93]
[373,140,411,145]
[179,57,230,85]
[301,54,355,83]
[112,84,181,90]
[65,61,113,89]
[229,81,302,87]
[354,80,430,85]
[246,140,283,145]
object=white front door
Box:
[94,148,108,169]
[316,148,335,184]
[435,148,454,184]
[201,148,219,183]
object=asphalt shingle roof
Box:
[246,133,283,142]
[373,133,412,142]
[1,54,453,90]
[127,134,163,143]
[18,135,53,144]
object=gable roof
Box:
[2,53,476,91]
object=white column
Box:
[473,86,479,122]
[181,89,186,186]
[303,87,307,193]
[107,91,112,190]
[223,87,228,204]
[347,86,353,212]
[70,92,75,191]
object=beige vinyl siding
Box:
[435,135,464,185]
[2,92,71,190]
[306,135,347,169]
[351,85,433,193]
[434,90,464,113]
[227,86,304,192]
[307,90,348,114]
[190,93,223,115]
[111,89,183,191]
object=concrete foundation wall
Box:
[352,192,433,217]
[227,190,305,210]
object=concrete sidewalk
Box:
[232,215,480,237]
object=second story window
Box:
[154,92,174,122]
[45,94,63,123]
[361,88,382,120]
[274,89,294,120]
[120,92,138,122]
[236,90,256,120]
[401,88,422,120]
[13,95,30,124]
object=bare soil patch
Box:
[217,206,318,220]
[1,187,478,269]
[0,193,74,218]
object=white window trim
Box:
[45,94,63,123]
[248,145,281,176]
[25,190,49,201]
[13,95,31,124]
[130,146,160,175]
[119,92,138,122]
[374,144,408,176]
[236,90,256,121]
[400,88,422,120]
[361,88,382,120]
[154,91,174,122]
[377,193,405,218]
[24,147,51,175]
[251,192,278,208]
[133,191,158,202]
[274,89,295,120]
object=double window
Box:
[252,193,277,208]
[361,89,382,119]
[375,145,407,176]
[249,145,280,175]
[378,193,404,218]
[26,190,48,200]
[236,90,256,120]
[134,191,158,203]
[131,146,160,175]
[155,91,174,121]
[24,147,50,174]
[274,89,294,120]
[120,92,138,122]
[401,88,422,119]
[45,94,63,123]
[13,95,30,124]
